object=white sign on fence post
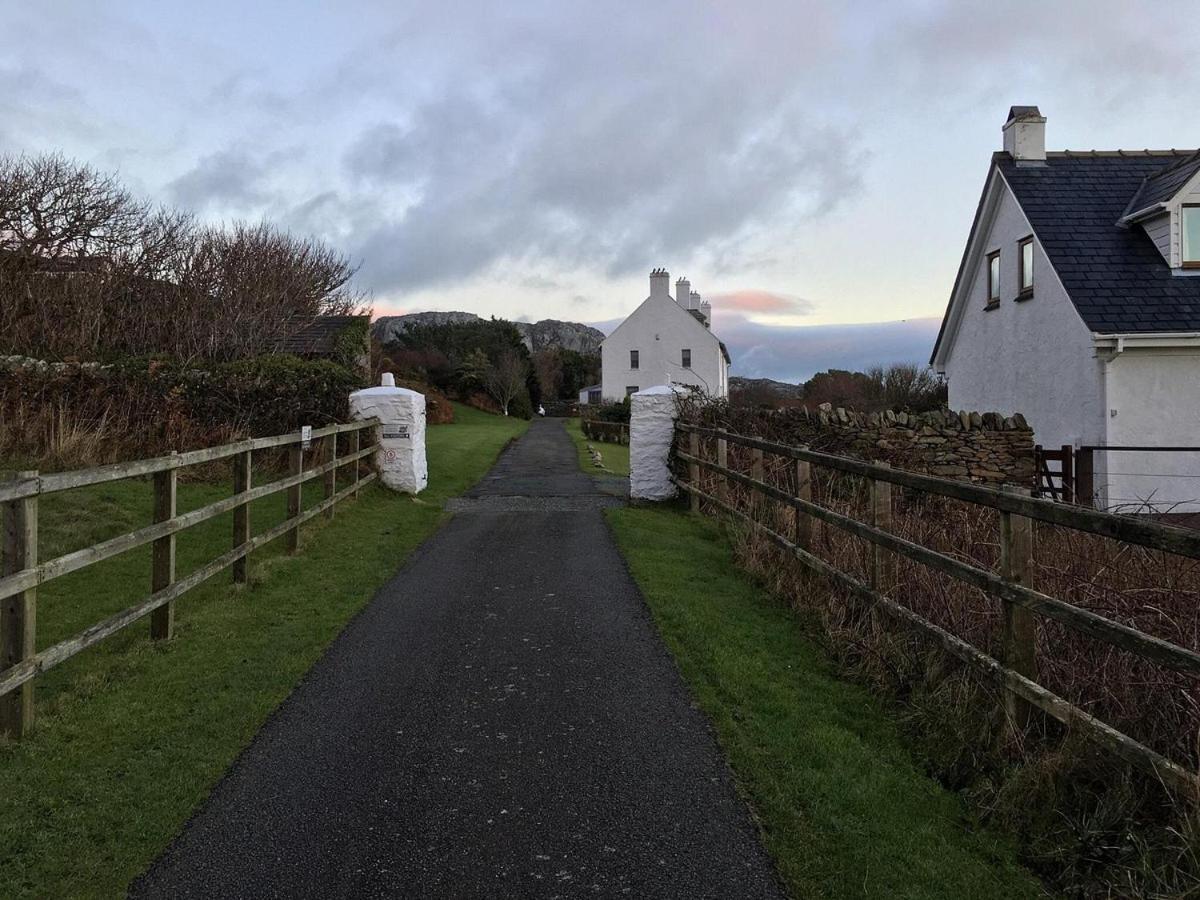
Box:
[300,425,312,450]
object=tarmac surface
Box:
[131,418,784,899]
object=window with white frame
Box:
[1184,206,1200,268]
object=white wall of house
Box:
[601,275,729,401]
[942,179,1107,454]
[1100,349,1200,512]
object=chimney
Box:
[650,267,670,299]
[676,276,691,307]
[1002,106,1046,162]
[699,299,712,328]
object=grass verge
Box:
[606,504,1046,899]
[0,404,526,899]
[564,417,630,476]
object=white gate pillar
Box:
[629,385,679,501]
[349,374,428,494]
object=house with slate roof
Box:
[931,107,1200,512]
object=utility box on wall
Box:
[349,374,428,494]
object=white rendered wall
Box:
[1100,351,1200,513]
[602,293,727,402]
[629,385,678,501]
[349,380,428,494]
[943,182,1106,453]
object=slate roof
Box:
[280,315,369,356]
[996,151,1200,333]
[1121,150,1200,220]
[683,307,732,363]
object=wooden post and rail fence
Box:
[674,422,1200,797]
[0,419,380,740]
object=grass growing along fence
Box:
[675,421,1200,894]
[607,505,1043,899]
[0,420,380,738]
[0,404,527,899]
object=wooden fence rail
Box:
[674,423,1200,796]
[0,419,380,738]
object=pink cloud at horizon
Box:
[706,289,815,317]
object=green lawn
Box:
[606,505,1046,900]
[564,417,630,476]
[0,404,526,899]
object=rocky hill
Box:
[373,312,603,355]
[729,376,805,400]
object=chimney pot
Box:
[1003,105,1046,162]
[650,267,670,299]
[676,276,691,307]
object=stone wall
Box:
[679,399,1036,488]
[808,403,1035,485]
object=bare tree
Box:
[483,349,528,416]
[533,349,564,400]
[0,152,370,363]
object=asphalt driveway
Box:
[132,418,784,899]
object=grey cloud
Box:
[331,2,868,292]
[167,148,273,213]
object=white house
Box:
[600,268,731,401]
[932,106,1200,512]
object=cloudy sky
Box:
[4,1,1199,380]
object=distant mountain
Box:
[729,376,805,400]
[373,312,603,355]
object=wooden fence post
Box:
[150,454,177,640]
[232,449,251,584]
[350,428,361,499]
[795,456,812,550]
[688,430,700,513]
[716,436,728,501]
[1075,447,1094,509]
[2,471,37,738]
[1059,444,1074,505]
[870,462,893,592]
[1000,486,1037,736]
[287,445,303,554]
[324,435,338,520]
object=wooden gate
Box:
[1033,444,1073,503]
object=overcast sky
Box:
[4,1,1199,381]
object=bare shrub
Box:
[0,153,368,363]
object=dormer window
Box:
[1018,236,1034,298]
[1184,205,1200,268]
[985,251,1000,308]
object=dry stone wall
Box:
[681,400,1036,488]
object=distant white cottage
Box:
[599,269,731,401]
[932,106,1200,512]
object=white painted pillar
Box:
[349,374,428,494]
[630,385,679,501]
